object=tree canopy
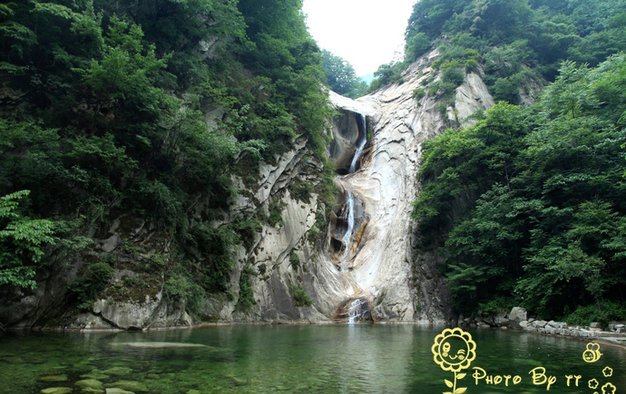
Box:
[0,0,331,309]
[372,0,626,103]
[320,50,367,98]
[413,55,626,322]
[406,0,626,324]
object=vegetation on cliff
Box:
[320,50,368,98]
[373,0,625,102]
[0,0,331,313]
[409,0,626,323]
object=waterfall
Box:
[347,298,365,324]
[349,114,367,173]
[340,114,366,272]
[340,191,355,272]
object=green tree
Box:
[321,50,367,98]
[413,55,626,317]
[0,191,56,289]
[0,0,333,314]
[403,0,626,102]
[369,61,405,91]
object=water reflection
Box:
[0,326,624,393]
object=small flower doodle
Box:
[601,382,616,394]
[602,366,613,378]
[432,327,477,394]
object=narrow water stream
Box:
[348,114,367,173]
[340,190,355,272]
[332,112,373,323]
[339,113,367,273]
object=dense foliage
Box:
[0,0,331,307]
[413,55,626,321]
[320,50,367,98]
[371,0,626,101]
[405,0,626,324]
[0,190,56,289]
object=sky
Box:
[302,0,416,77]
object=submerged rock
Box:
[102,366,133,376]
[111,342,207,349]
[75,379,104,390]
[106,389,135,394]
[226,375,248,387]
[81,371,109,380]
[106,381,148,392]
[41,388,72,394]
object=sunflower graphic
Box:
[432,328,477,394]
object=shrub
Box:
[441,62,465,86]
[235,271,256,312]
[0,190,57,289]
[289,251,300,269]
[565,302,626,328]
[492,74,522,103]
[478,297,515,317]
[69,261,113,310]
[163,272,205,314]
[289,284,312,307]
[289,180,313,203]
[267,198,285,227]
[164,273,193,300]
[413,88,426,101]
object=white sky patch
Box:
[302,0,416,77]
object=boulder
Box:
[509,307,527,322]
[495,317,510,326]
[550,321,567,329]
[93,296,160,330]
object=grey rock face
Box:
[79,49,498,327]
[3,49,499,329]
[304,50,497,324]
[91,294,192,330]
[509,307,528,322]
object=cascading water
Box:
[339,114,367,272]
[347,298,365,324]
[349,115,367,173]
[340,191,355,272]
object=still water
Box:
[0,325,624,393]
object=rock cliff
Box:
[320,50,495,324]
[0,50,496,329]
[220,48,496,325]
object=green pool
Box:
[0,325,624,393]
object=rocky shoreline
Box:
[3,306,626,349]
[461,307,626,347]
